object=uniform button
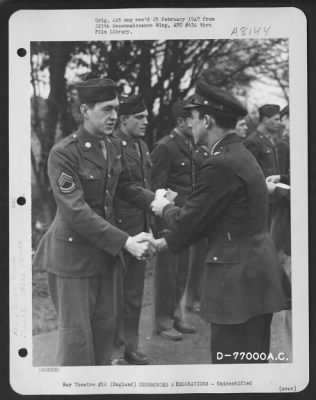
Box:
[73,134,77,138]
[84,142,91,148]
[107,174,111,179]
[213,256,218,261]
[204,152,208,156]
[181,162,185,166]
[68,237,73,242]
[90,175,94,178]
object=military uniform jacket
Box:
[33,126,154,278]
[163,133,289,324]
[113,129,152,236]
[244,130,280,177]
[151,129,206,207]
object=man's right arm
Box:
[48,147,150,258]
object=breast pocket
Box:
[174,159,190,174]
[79,171,103,201]
[205,239,240,264]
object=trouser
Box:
[210,314,273,364]
[115,252,146,352]
[48,268,116,366]
[185,239,207,309]
[154,247,190,331]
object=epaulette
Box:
[54,132,79,149]
[157,132,176,145]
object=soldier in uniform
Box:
[151,80,290,363]
[151,100,208,340]
[33,78,155,366]
[244,104,282,177]
[245,104,283,228]
[113,94,152,365]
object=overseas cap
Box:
[171,99,192,120]
[76,78,117,104]
[280,105,289,118]
[184,80,247,117]
[119,94,147,115]
[258,104,281,120]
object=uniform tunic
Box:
[113,128,152,352]
[244,130,280,178]
[151,130,209,330]
[163,133,289,326]
[33,126,154,365]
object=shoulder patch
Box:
[57,172,76,194]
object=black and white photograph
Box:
[9,7,308,395]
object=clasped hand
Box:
[150,188,177,217]
[125,232,167,260]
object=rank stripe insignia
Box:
[57,172,76,194]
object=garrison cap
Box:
[280,105,289,118]
[119,94,147,115]
[171,99,191,120]
[258,104,281,120]
[76,78,117,104]
[184,80,247,117]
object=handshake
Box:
[124,232,167,260]
[124,188,177,260]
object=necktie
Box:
[99,139,107,161]
[134,140,141,158]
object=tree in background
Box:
[31,39,289,245]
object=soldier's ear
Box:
[204,114,214,129]
[120,115,129,126]
[80,104,90,120]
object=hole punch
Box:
[18,348,28,358]
[17,48,27,57]
[17,196,26,206]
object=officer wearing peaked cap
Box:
[113,94,152,365]
[151,79,290,363]
[151,98,208,340]
[33,78,155,366]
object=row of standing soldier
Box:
[33,77,291,366]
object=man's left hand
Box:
[151,197,171,217]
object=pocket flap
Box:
[205,241,240,264]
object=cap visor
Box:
[183,103,199,109]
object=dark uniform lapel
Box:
[77,127,108,170]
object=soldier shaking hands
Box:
[33,78,157,366]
